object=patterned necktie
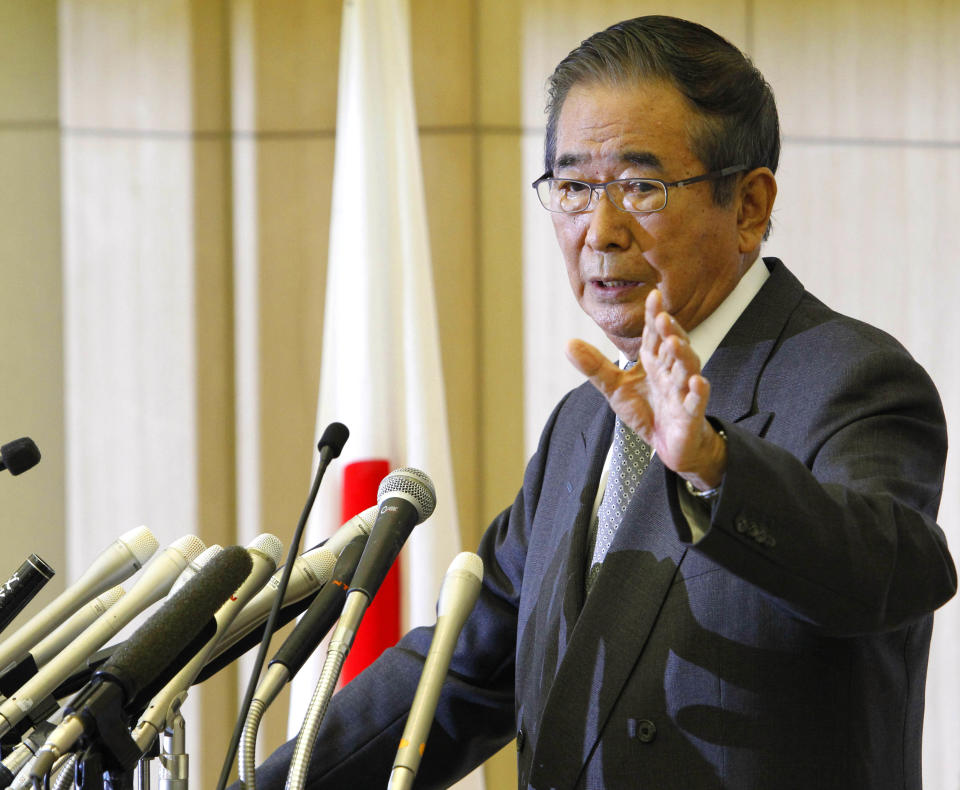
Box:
[586,389,652,594]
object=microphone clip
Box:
[63,678,142,774]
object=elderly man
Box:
[246,15,955,789]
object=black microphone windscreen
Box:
[0,437,41,476]
[125,617,218,715]
[317,422,349,458]
[100,545,252,699]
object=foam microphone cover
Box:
[98,545,253,701]
[317,422,349,458]
[0,437,41,475]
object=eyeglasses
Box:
[531,164,749,214]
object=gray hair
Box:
[545,15,780,206]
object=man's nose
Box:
[585,188,631,251]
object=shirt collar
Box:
[619,258,770,369]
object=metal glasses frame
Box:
[531,164,749,214]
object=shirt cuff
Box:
[677,477,712,543]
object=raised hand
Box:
[565,288,727,491]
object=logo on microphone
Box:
[380,504,400,515]
[0,573,20,600]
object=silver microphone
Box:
[130,534,283,753]
[387,552,483,790]
[0,534,204,738]
[0,527,158,676]
[206,505,378,661]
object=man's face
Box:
[551,79,746,358]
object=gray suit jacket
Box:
[245,259,955,789]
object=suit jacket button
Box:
[636,719,657,743]
[517,728,526,752]
[735,517,749,534]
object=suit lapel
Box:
[703,258,806,424]
[563,399,617,616]
[517,387,614,726]
[529,455,686,788]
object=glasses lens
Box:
[537,179,592,213]
[610,180,666,212]
[536,179,667,213]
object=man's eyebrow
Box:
[554,153,585,170]
[553,150,664,172]
[624,151,664,170]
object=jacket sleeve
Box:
[239,393,573,789]
[667,336,956,637]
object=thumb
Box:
[565,338,607,377]
[565,339,630,401]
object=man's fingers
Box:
[566,338,619,391]
[642,294,661,357]
[645,288,663,327]
[565,338,607,375]
[643,289,692,363]
[669,357,689,389]
[682,374,710,418]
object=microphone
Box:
[27,546,253,782]
[204,504,378,664]
[170,544,223,594]
[51,509,377,697]
[214,423,351,790]
[267,535,366,681]
[0,534,205,738]
[44,546,226,695]
[0,526,158,676]
[237,535,366,787]
[317,422,349,460]
[284,469,436,790]
[57,547,331,696]
[388,552,483,790]
[208,546,335,659]
[129,535,283,752]
[0,438,40,477]
[317,502,379,557]
[0,555,55,636]
[0,586,125,696]
[0,718,56,788]
[350,468,437,599]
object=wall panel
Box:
[755,0,960,141]
[0,0,64,610]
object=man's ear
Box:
[736,167,777,252]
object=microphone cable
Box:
[213,422,349,790]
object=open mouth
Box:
[592,279,643,289]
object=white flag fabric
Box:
[287,1,484,788]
